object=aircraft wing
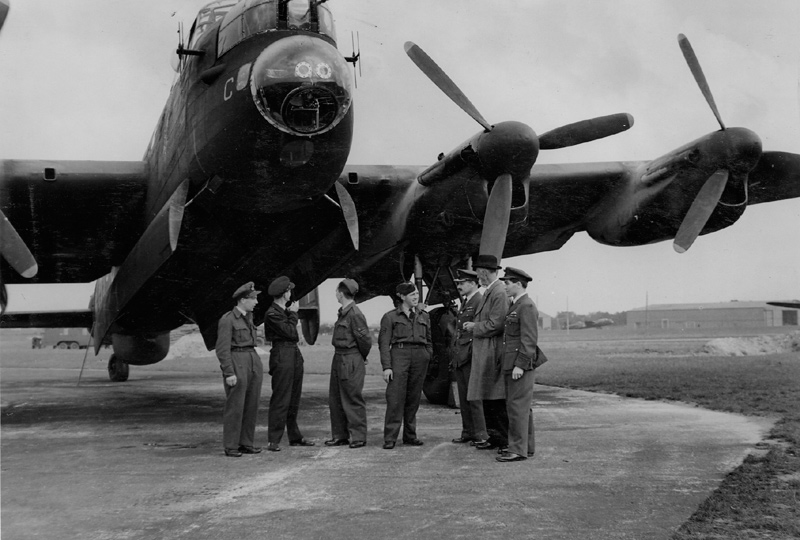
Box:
[0,160,148,284]
[341,149,799,299]
[505,162,631,257]
[746,152,800,204]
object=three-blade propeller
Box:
[672,34,733,253]
[404,41,633,262]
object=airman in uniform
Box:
[325,278,372,449]
[496,267,542,462]
[450,269,489,445]
[263,276,314,451]
[378,282,432,449]
[215,281,263,457]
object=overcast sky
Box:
[2,0,799,323]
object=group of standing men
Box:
[453,254,546,463]
[214,254,544,463]
[215,277,314,457]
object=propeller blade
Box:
[673,169,729,253]
[0,1,8,34]
[539,113,634,150]
[404,41,492,132]
[678,34,726,130]
[0,209,38,278]
[478,174,513,261]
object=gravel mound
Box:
[701,331,800,356]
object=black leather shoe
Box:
[382,441,396,450]
[289,439,315,447]
[470,439,488,447]
[452,437,472,443]
[348,441,366,449]
[527,452,535,458]
[496,453,526,462]
[403,439,424,446]
[474,441,496,450]
[224,449,242,457]
[266,443,281,452]
[324,438,350,447]
[238,446,262,454]
[496,446,509,454]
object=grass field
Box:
[534,328,800,540]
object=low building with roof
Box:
[627,301,798,330]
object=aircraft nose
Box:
[250,35,353,136]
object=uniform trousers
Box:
[484,399,510,446]
[222,350,263,450]
[384,346,430,443]
[267,344,305,444]
[504,369,535,457]
[454,361,488,441]
[329,350,367,442]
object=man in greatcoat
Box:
[496,267,542,462]
[262,275,315,451]
[215,281,263,457]
[463,254,509,450]
[325,278,372,449]
[450,269,489,445]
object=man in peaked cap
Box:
[450,269,490,445]
[325,278,372,449]
[262,275,314,451]
[215,281,263,457]
[496,267,542,462]
[463,254,510,451]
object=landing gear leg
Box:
[107,354,129,382]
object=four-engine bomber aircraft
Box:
[2,0,800,383]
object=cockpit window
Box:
[317,4,335,41]
[189,0,238,48]
[218,0,335,58]
[287,0,310,30]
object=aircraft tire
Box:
[57,342,68,349]
[69,342,79,350]
[107,354,130,382]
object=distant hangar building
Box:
[627,301,798,330]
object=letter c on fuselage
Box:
[224,77,235,101]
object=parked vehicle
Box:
[34,328,93,349]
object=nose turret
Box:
[250,35,353,136]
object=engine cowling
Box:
[111,332,170,366]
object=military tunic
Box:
[329,302,372,443]
[263,302,306,445]
[216,307,263,451]
[378,306,432,444]
[501,293,539,457]
[451,290,488,441]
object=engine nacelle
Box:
[111,332,170,366]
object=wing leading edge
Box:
[0,160,148,284]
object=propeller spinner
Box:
[404,41,633,262]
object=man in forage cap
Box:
[377,282,432,449]
[324,279,373,449]
[262,275,315,451]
